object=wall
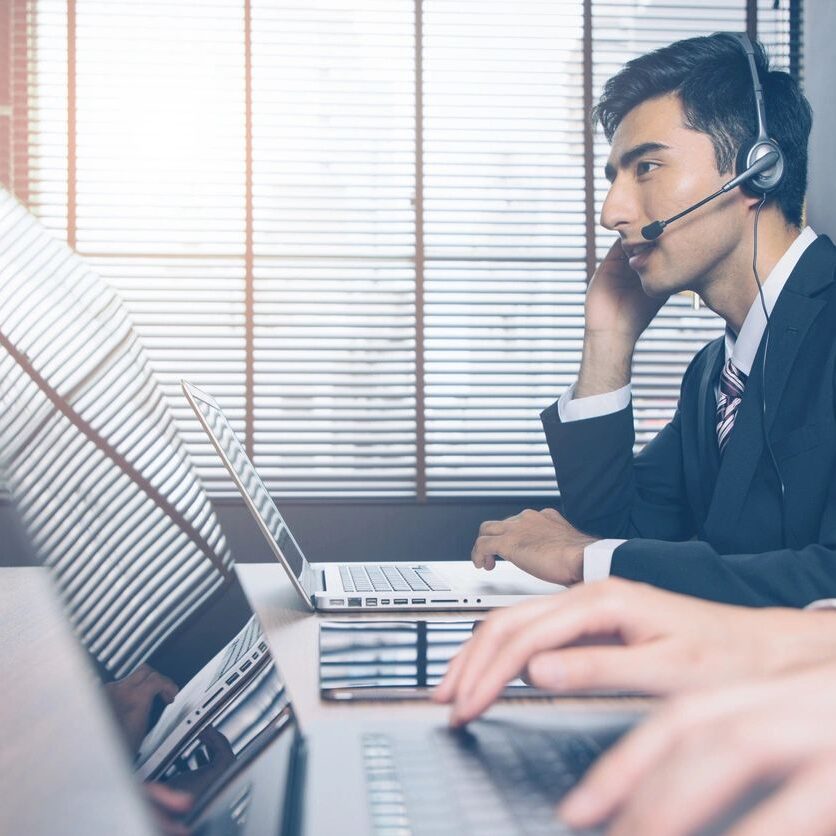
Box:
[214,497,558,565]
[805,0,836,239]
[0,497,559,567]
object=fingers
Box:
[144,782,193,836]
[436,579,663,723]
[447,586,637,725]
[560,703,690,828]
[435,581,634,714]
[471,511,555,569]
[472,518,500,569]
[155,673,180,704]
[525,642,670,696]
[727,754,836,836]
[606,724,776,836]
[434,594,567,706]
[589,667,836,836]
[128,665,179,702]
[560,680,779,830]
[142,670,180,705]
[145,782,194,814]
[432,649,468,703]
[471,532,505,570]
[477,519,506,537]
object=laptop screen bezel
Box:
[181,380,317,611]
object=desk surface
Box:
[235,563,654,730]
[1,564,653,836]
[0,568,156,836]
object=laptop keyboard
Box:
[362,721,610,835]
[340,564,451,593]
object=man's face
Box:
[601,93,749,298]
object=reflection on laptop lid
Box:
[136,615,273,779]
[25,521,307,835]
[142,621,304,834]
[182,380,319,610]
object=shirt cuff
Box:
[805,599,836,611]
[582,539,626,582]
[558,382,632,423]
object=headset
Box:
[640,32,789,546]
[641,33,785,240]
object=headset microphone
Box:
[641,150,780,241]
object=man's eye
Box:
[636,161,659,176]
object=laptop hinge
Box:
[300,561,323,595]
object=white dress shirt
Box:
[558,226,818,581]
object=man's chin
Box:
[637,274,675,300]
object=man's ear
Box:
[740,190,767,211]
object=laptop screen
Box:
[41,550,302,833]
[4,386,306,832]
[184,382,309,583]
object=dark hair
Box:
[593,33,812,227]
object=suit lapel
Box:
[761,251,832,430]
[704,235,835,538]
[694,339,723,523]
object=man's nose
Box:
[600,179,635,233]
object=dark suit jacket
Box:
[541,234,836,607]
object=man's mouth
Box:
[622,241,655,259]
[623,241,656,268]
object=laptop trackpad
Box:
[435,560,567,596]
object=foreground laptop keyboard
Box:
[340,564,451,593]
[361,721,609,835]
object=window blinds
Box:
[0,189,234,678]
[252,1,418,495]
[9,0,801,498]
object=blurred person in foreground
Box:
[436,577,836,835]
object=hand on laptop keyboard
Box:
[363,722,612,835]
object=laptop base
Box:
[315,560,566,612]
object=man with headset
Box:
[470,32,836,607]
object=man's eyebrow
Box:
[604,142,670,182]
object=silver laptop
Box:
[135,614,271,781]
[128,571,634,836]
[183,380,565,612]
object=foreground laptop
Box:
[126,580,638,836]
[183,380,565,613]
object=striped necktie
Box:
[716,358,748,455]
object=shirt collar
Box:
[724,226,818,375]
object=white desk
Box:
[235,563,654,730]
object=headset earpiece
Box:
[731,32,786,196]
[736,137,785,195]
